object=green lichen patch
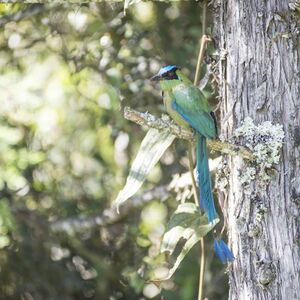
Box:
[233,117,284,184]
[240,167,256,185]
[215,158,230,193]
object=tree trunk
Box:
[213,1,300,299]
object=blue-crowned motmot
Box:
[151,65,234,263]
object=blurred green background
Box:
[0,2,228,300]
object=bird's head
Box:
[150,65,181,82]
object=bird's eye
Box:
[167,71,175,77]
[162,70,177,80]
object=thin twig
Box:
[199,238,206,300]
[194,2,208,300]
[124,107,254,161]
[194,35,211,86]
[194,0,209,86]
[188,141,205,300]
[202,0,207,35]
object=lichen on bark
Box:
[233,117,284,186]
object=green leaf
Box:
[166,232,200,279]
[114,128,175,211]
[159,203,218,280]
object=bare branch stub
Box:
[124,106,254,161]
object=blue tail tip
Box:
[214,239,235,264]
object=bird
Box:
[151,65,234,263]
[151,65,217,222]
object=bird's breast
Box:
[163,91,190,129]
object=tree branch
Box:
[124,106,254,161]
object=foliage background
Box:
[0,2,228,299]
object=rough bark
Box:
[213,1,300,299]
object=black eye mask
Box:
[164,70,179,80]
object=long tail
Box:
[196,133,217,223]
[214,239,235,263]
[196,134,234,263]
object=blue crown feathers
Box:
[158,65,179,76]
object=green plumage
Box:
[151,65,234,262]
[160,70,216,139]
[159,69,217,222]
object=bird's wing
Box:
[172,85,217,139]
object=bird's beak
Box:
[150,74,161,81]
